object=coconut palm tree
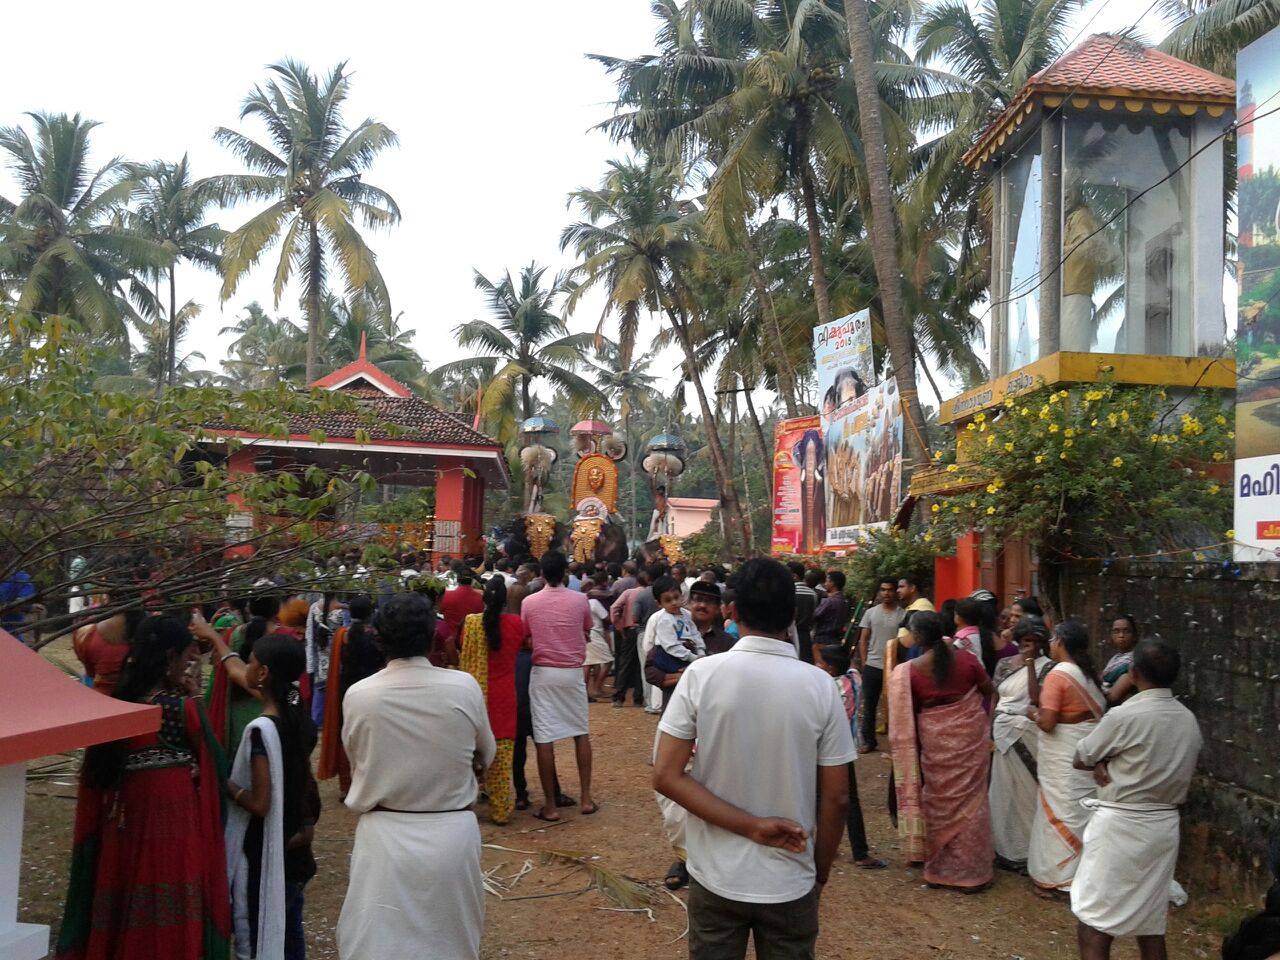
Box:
[95,301,210,393]
[562,157,752,550]
[219,301,306,389]
[1158,0,1280,73]
[431,263,604,447]
[123,156,225,389]
[205,60,402,382]
[0,112,167,339]
[318,291,423,381]
[843,0,933,467]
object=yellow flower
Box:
[946,463,959,473]
[1112,457,1124,467]
[975,412,986,423]
[1048,423,1059,433]
[1212,451,1226,462]
[1064,428,1075,438]
[986,435,995,446]
[1150,434,1161,443]
[1228,431,1236,440]
[979,422,987,432]
[1207,483,1220,495]
[1004,442,1014,452]
[1226,529,1236,540]
[1091,419,1099,427]
[1084,390,1105,402]
[931,503,940,513]
[968,500,978,508]
[934,450,943,460]
[1039,407,1050,419]
[1049,393,1060,404]
[1020,407,1030,416]
[1121,410,1130,422]
[1214,415,1227,426]
[987,483,999,494]
[923,532,933,542]
[1035,454,1045,464]
[1063,438,1074,448]
[986,506,996,515]
[1060,452,1068,460]
[966,423,976,432]
[952,506,961,514]
[1108,414,1119,427]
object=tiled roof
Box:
[1030,34,1234,99]
[964,34,1234,168]
[276,388,501,448]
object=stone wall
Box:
[1060,559,1280,895]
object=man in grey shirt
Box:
[856,577,900,752]
[1071,638,1202,960]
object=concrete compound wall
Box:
[1060,559,1280,895]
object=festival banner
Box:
[814,310,876,415]
[823,379,904,547]
[1235,25,1280,561]
[771,415,824,555]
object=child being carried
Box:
[648,575,705,675]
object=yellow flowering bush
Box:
[925,383,1231,564]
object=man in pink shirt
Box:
[521,551,597,821]
[609,567,651,708]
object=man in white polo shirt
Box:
[654,558,854,960]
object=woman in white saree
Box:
[1026,620,1106,895]
[989,616,1054,870]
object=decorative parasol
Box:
[570,419,612,437]
[646,433,686,454]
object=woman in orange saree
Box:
[890,611,997,890]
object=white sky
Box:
[0,0,1181,408]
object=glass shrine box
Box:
[965,34,1236,376]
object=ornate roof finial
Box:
[359,331,368,362]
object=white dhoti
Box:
[585,637,613,666]
[639,619,663,714]
[338,810,484,960]
[1028,720,1098,890]
[1071,801,1181,937]
[989,716,1040,864]
[530,665,589,743]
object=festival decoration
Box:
[523,513,557,559]
[570,419,613,458]
[520,417,561,516]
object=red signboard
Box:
[771,416,824,556]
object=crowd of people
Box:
[49,547,1212,960]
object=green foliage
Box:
[0,312,383,639]
[357,488,436,523]
[924,384,1233,564]
[831,527,939,603]
[680,517,727,567]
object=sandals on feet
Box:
[664,861,689,890]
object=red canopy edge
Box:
[0,629,159,766]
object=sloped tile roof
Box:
[964,34,1234,168]
[1031,34,1234,99]
[296,388,501,447]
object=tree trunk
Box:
[165,267,178,391]
[841,0,930,468]
[743,231,800,417]
[305,221,323,384]
[521,374,532,421]
[626,406,638,546]
[743,384,770,477]
[665,307,751,553]
[799,160,834,327]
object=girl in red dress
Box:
[58,615,230,960]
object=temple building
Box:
[914,35,1238,601]
[204,337,508,560]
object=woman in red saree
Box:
[57,614,230,960]
[889,610,997,890]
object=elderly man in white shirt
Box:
[654,558,854,960]
[337,592,496,960]
[1071,637,1202,960]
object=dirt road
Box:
[21,694,1239,959]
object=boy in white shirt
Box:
[649,574,705,675]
